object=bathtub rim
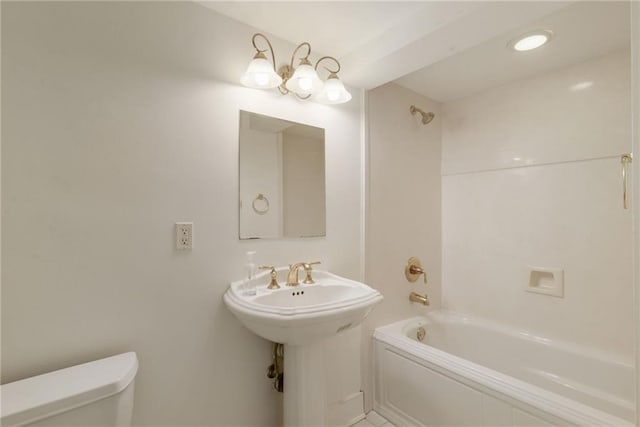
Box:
[373,313,634,426]
[403,310,633,368]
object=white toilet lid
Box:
[0,352,138,426]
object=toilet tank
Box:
[0,352,138,427]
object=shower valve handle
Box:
[409,265,427,283]
[405,257,427,283]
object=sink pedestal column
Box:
[283,341,327,427]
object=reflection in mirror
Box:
[239,111,325,239]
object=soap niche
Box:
[525,266,564,298]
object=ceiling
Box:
[200,2,432,59]
[201,1,630,102]
[395,1,631,102]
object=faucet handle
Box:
[259,265,280,290]
[302,261,321,284]
[405,257,427,283]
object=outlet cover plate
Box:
[176,222,193,250]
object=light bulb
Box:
[254,73,269,87]
[298,77,313,92]
[327,90,340,102]
[314,74,351,104]
[285,63,322,95]
[240,55,282,89]
[509,30,553,52]
[514,35,547,51]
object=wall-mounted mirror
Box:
[239,111,326,239]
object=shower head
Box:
[410,105,435,125]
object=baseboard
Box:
[327,391,365,426]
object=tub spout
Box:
[409,292,429,306]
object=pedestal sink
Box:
[223,267,383,427]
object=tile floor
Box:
[351,410,395,427]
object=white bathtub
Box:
[373,311,634,426]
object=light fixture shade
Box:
[240,56,282,89]
[315,75,352,104]
[285,63,323,95]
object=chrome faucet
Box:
[286,263,307,286]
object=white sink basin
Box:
[223,268,383,345]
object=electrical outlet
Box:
[175,222,193,250]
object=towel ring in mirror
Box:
[252,193,270,215]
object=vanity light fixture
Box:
[509,30,553,52]
[240,33,352,104]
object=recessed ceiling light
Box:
[509,30,553,52]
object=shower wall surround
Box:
[442,49,633,357]
[2,2,363,426]
[363,83,442,412]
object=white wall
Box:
[441,50,633,358]
[363,83,442,411]
[1,2,363,426]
